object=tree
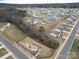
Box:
[17,10,27,17]
[39,26,45,32]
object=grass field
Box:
[59,15,68,21]
[0,48,8,57]
[71,39,77,51]
[2,24,26,43]
[68,39,78,59]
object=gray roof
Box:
[65,20,71,24]
[51,29,61,36]
[67,18,73,22]
[58,27,64,32]
[61,22,68,28]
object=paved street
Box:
[0,33,29,59]
[57,19,79,59]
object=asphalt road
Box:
[0,33,29,59]
[57,19,79,59]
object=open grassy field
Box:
[71,40,77,51]
[2,24,26,43]
[59,15,68,21]
[0,48,8,57]
[68,39,78,59]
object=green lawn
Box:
[2,24,26,43]
[65,28,71,32]
[71,39,77,52]
[68,39,78,59]
[0,48,8,57]
[60,15,68,21]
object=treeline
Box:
[0,3,79,8]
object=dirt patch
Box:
[18,37,54,58]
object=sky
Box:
[0,0,79,4]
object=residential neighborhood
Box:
[0,3,79,59]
